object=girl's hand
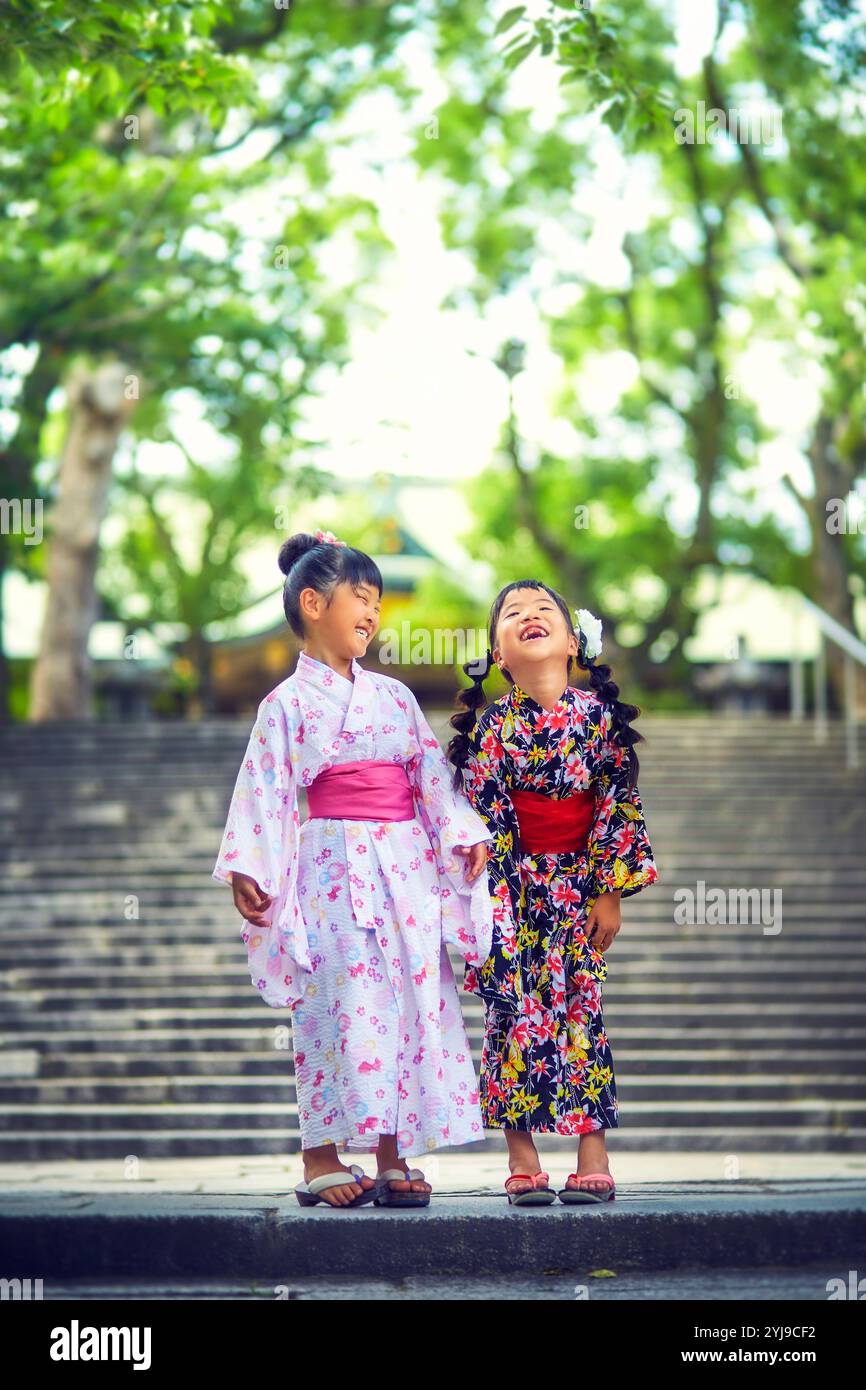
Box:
[584,888,622,952]
[453,841,489,884]
[231,872,274,926]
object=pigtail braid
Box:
[446,648,493,792]
[575,634,643,790]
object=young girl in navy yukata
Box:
[447,580,659,1205]
[214,531,494,1210]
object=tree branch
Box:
[0,174,178,351]
[619,277,682,416]
[702,53,811,281]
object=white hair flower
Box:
[574,607,603,660]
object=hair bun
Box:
[278,532,321,576]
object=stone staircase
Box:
[1,713,864,1159]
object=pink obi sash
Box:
[306,758,416,822]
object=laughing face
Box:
[492,586,578,686]
[299,578,381,660]
[339,579,381,658]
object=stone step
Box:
[2,974,864,1000]
[2,1125,866,1162]
[1,1122,865,1161]
[1,1000,866,1034]
[5,744,850,763]
[19,820,847,840]
[0,793,847,814]
[2,1096,865,1133]
[4,765,856,781]
[5,933,866,959]
[2,1039,853,1085]
[2,1183,862,1284]
[2,760,859,776]
[5,1046,862,1078]
[5,961,864,987]
[0,902,861,924]
[2,835,863,858]
[0,812,855,835]
[3,1024,860,1053]
[3,978,861,1011]
[0,739,857,759]
[2,717,861,741]
[0,711,845,738]
[2,716,859,736]
[1,1003,863,1031]
[3,852,864,872]
[7,762,859,779]
[0,766,858,786]
[1,919,864,943]
[4,945,866,973]
[5,811,864,833]
[28,1271,854,1300]
[13,834,848,855]
[2,713,862,1162]
[0,1073,860,1106]
[5,840,866,862]
[0,880,825,901]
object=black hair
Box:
[278,532,383,639]
[446,578,644,792]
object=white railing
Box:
[789,596,866,769]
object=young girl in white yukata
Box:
[213,529,495,1210]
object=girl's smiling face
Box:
[492,586,578,683]
[300,578,381,658]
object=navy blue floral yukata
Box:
[460,681,659,1135]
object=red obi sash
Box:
[306,758,415,822]
[510,786,597,855]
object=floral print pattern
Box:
[213,651,496,1158]
[460,681,659,1135]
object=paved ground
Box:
[3,1182,864,1280]
[4,1151,863,1302]
[3,1148,865,1194]
[31,1264,852,1300]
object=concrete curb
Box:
[3,1184,865,1279]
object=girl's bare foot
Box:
[564,1131,613,1195]
[302,1143,377,1206]
[504,1130,551,1195]
[376,1133,431,1194]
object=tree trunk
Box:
[0,348,63,720]
[184,628,215,717]
[29,360,137,721]
[807,413,859,712]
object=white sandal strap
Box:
[378,1167,426,1183]
[306,1165,368,1195]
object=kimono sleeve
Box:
[212,691,312,1010]
[401,685,495,970]
[588,699,659,900]
[459,709,524,1011]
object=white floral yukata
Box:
[213,650,495,1160]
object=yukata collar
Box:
[508,679,574,716]
[295,648,364,687]
[293,648,374,741]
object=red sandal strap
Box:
[505,1172,550,1189]
[564,1172,614,1185]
